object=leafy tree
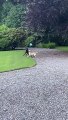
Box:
[0,25,26,50]
[1,1,13,24]
[1,1,26,28]
[5,4,26,27]
[26,0,68,45]
[0,0,68,46]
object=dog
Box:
[29,51,37,57]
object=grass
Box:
[56,46,68,52]
[0,50,36,72]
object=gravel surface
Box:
[0,48,68,120]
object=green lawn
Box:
[0,50,36,72]
[56,46,68,52]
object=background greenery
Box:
[57,46,68,52]
[0,25,26,50]
[0,0,68,50]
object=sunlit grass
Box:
[0,50,36,72]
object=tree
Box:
[0,25,26,50]
[1,1,26,28]
[27,0,68,34]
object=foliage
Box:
[42,42,56,49]
[36,43,43,48]
[25,35,34,47]
[26,0,68,46]
[0,24,9,32]
[0,0,68,46]
[1,1,26,28]
[1,1,13,23]
[0,25,26,50]
[27,0,68,33]
[36,42,56,49]
[48,34,68,46]
[25,32,42,47]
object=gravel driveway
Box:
[0,48,68,120]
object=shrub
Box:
[36,42,56,48]
[49,34,68,46]
[42,42,56,49]
[36,43,43,48]
[0,25,26,50]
